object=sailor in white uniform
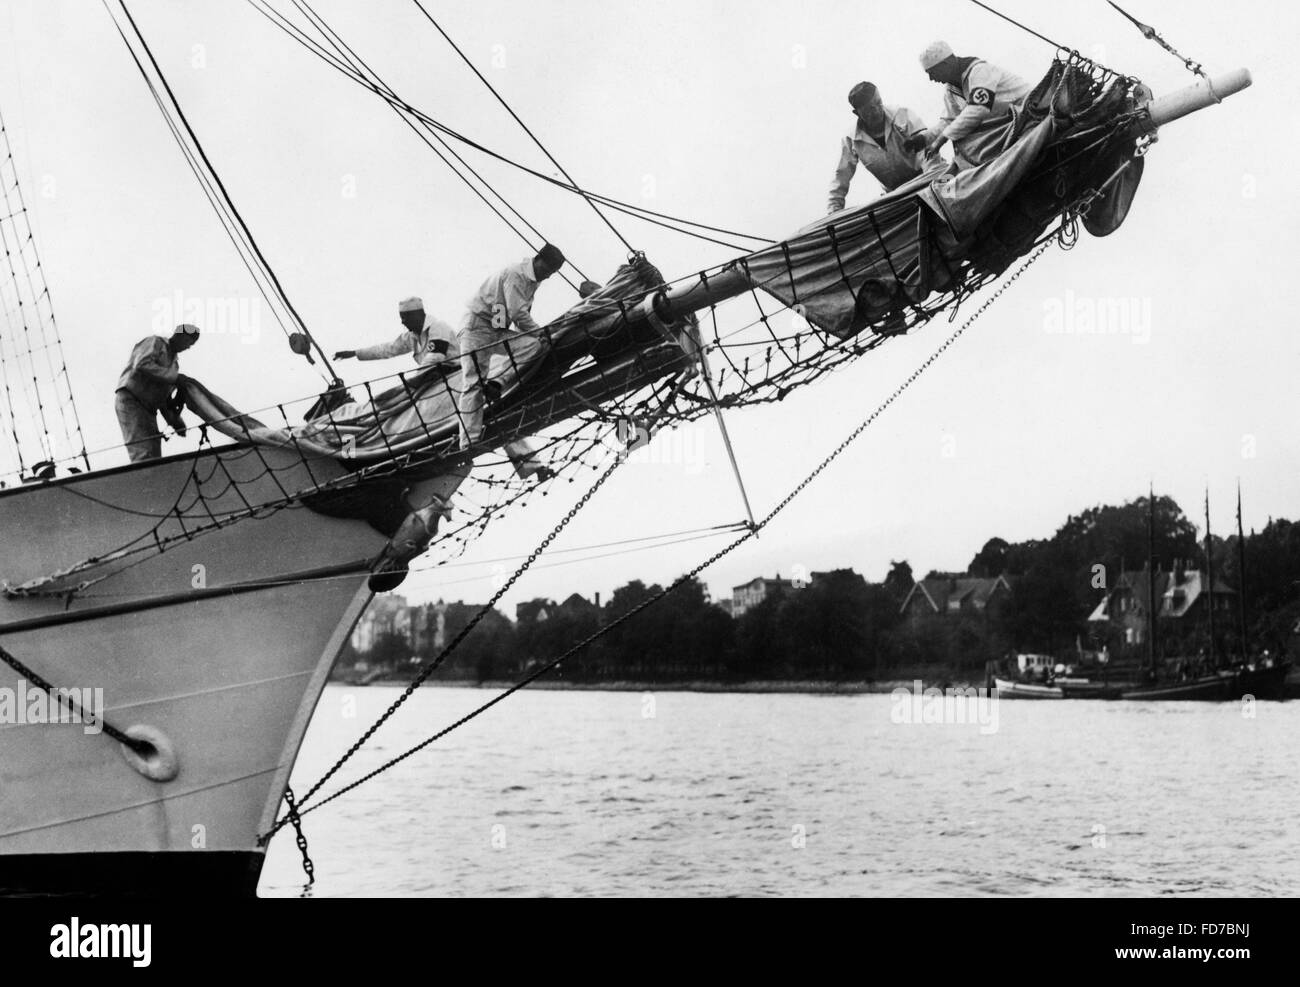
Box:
[334,296,458,368]
[916,41,1032,170]
[828,81,937,212]
[336,295,550,480]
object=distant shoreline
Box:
[331,677,982,694]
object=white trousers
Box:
[456,323,545,478]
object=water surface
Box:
[260,685,1298,896]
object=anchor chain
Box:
[0,640,151,754]
[282,784,316,888]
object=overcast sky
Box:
[1,0,1295,613]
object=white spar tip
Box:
[1145,68,1252,129]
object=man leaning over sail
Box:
[455,244,566,479]
[910,41,1031,170]
[828,81,938,213]
[114,323,200,463]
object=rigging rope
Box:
[1106,1,1211,79]
[244,0,771,250]
[281,0,589,290]
[103,9,319,376]
[411,521,750,572]
[410,524,750,589]
[967,0,1129,83]
[411,0,636,257]
[262,232,1061,843]
[0,107,90,473]
[109,0,341,382]
[967,0,1065,51]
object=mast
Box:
[1147,485,1157,674]
[1236,481,1250,661]
[1204,488,1218,668]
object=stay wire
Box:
[967,0,1064,50]
[285,0,586,288]
[107,14,306,356]
[412,0,635,256]
[1105,1,1209,79]
[104,0,317,368]
[114,0,340,382]
[244,0,768,249]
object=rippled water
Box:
[259,685,1299,897]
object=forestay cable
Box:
[412,0,636,256]
[245,0,770,250]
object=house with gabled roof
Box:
[515,598,555,624]
[899,574,1012,624]
[1087,563,1236,644]
[558,592,600,616]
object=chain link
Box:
[282,784,315,888]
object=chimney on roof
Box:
[1173,559,1185,585]
[594,591,601,608]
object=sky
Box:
[1,0,1296,615]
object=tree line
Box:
[335,495,1299,683]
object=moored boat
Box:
[993,677,1063,700]
[1054,676,1127,700]
[1119,669,1238,701]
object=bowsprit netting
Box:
[4,55,1150,601]
[0,106,90,480]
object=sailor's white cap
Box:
[920,41,953,70]
[398,296,424,313]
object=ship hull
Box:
[1237,661,1291,701]
[0,442,426,896]
[1120,671,1239,701]
[992,677,1063,699]
[1055,678,1130,700]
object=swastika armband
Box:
[970,87,993,107]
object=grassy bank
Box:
[335,667,987,694]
